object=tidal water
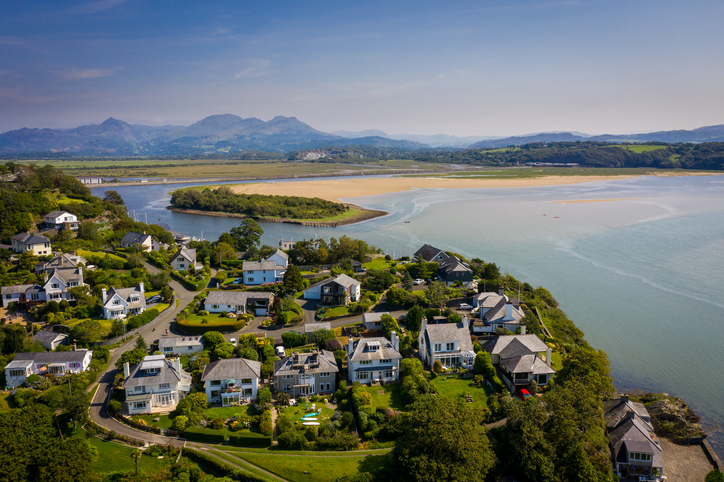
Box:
[93,174,724,453]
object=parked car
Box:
[276,346,286,357]
[459,303,473,310]
[413,278,425,285]
[229,338,237,346]
[518,389,531,401]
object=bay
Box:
[93,174,724,453]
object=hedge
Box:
[176,318,247,335]
[171,270,210,291]
[183,426,227,443]
[183,448,273,482]
[228,432,273,448]
[126,308,160,330]
[221,260,244,268]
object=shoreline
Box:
[166,205,388,228]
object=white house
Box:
[35,253,86,274]
[204,290,274,316]
[43,211,79,231]
[273,350,338,398]
[472,288,525,334]
[1,284,40,308]
[241,260,285,285]
[77,176,103,185]
[123,355,191,414]
[362,312,388,331]
[158,336,204,356]
[347,333,402,384]
[1,267,85,308]
[304,274,361,306]
[120,231,155,252]
[170,247,199,271]
[11,232,51,255]
[482,333,555,392]
[101,283,147,319]
[418,318,476,369]
[4,349,93,388]
[33,330,68,350]
[264,249,289,268]
[201,358,261,406]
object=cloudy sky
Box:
[1,0,723,136]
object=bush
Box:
[126,309,161,331]
[278,430,308,450]
[259,410,273,436]
[282,331,308,348]
[208,417,225,430]
[228,432,273,447]
[183,427,226,444]
[107,399,122,416]
[172,415,188,431]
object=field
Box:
[182,311,241,326]
[9,158,451,180]
[613,144,670,153]
[76,249,127,263]
[211,447,389,482]
[0,392,16,411]
[360,383,406,411]
[430,374,492,407]
[86,432,171,474]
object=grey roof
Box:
[423,322,474,352]
[413,244,450,263]
[483,334,549,356]
[170,247,196,264]
[363,312,388,324]
[201,358,261,381]
[5,359,33,369]
[158,336,203,349]
[46,267,84,286]
[484,298,523,325]
[608,418,663,468]
[274,350,339,377]
[438,257,472,275]
[349,337,402,362]
[473,292,505,307]
[124,356,190,388]
[243,260,283,271]
[269,249,289,260]
[205,290,273,306]
[44,210,72,218]
[13,350,90,364]
[103,285,146,310]
[120,231,153,245]
[306,273,360,291]
[36,253,84,272]
[1,284,34,295]
[12,232,50,245]
[34,330,68,344]
[603,397,653,431]
[501,354,555,375]
[304,322,331,334]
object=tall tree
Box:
[282,264,304,293]
[425,281,450,311]
[229,219,263,252]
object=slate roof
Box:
[44,210,73,219]
[603,397,653,431]
[46,267,84,285]
[305,273,360,291]
[124,356,190,388]
[273,350,339,377]
[34,330,68,344]
[201,358,261,381]
[170,247,196,264]
[205,290,273,306]
[103,285,146,310]
[484,298,523,325]
[473,292,505,308]
[12,232,50,245]
[36,253,85,272]
[438,257,472,275]
[158,336,203,349]
[423,322,474,352]
[349,337,402,362]
[13,350,90,364]
[269,249,289,260]
[413,244,450,263]
[483,334,549,356]
[1,284,34,295]
[120,231,152,245]
[243,260,283,271]
[363,312,387,324]
[608,417,662,468]
[304,322,331,334]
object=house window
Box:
[380,359,391,364]
[320,372,330,377]
[113,300,120,305]
[248,278,254,282]
[359,372,369,379]
[629,452,652,462]
[159,383,170,389]
[446,342,454,351]
[51,283,59,289]
[283,385,291,391]
[8,369,24,377]
[434,343,441,351]
[239,378,251,384]
[383,370,394,378]
[145,368,158,375]
[210,380,221,386]
[359,360,371,365]
[514,373,528,381]
[134,386,144,393]
[284,375,294,379]
[134,401,147,409]
[163,347,173,352]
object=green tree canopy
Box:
[229,218,263,252]
[203,331,226,353]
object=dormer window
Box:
[145,368,158,375]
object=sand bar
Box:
[228,175,641,202]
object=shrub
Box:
[107,399,122,416]
[259,410,273,436]
[228,433,272,448]
[278,430,308,450]
[208,417,225,430]
[172,415,188,431]
[183,427,226,444]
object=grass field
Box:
[361,383,406,411]
[76,249,127,263]
[86,433,171,474]
[362,258,396,270]
[0,392,16,411]
[213,448,389,482]
[430,375,492,407]
[613,144,669,153]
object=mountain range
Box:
[1,115,723,157]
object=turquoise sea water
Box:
[93,174,724,452]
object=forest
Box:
[170,186,349,219]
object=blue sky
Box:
[1,0,723,136]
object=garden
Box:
[430,373,492,408]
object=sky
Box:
[1,0,723,137]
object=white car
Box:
[459,303,473,310]
[229,338,237,346]
[276,346,286,357]
[413,278,425,285]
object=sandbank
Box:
[228,175,640,202]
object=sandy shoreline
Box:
[227,175,642,202]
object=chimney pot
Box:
[123,361,130,379]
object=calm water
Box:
[93,174,724,452]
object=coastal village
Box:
[0,165,720,482]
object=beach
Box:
[227,174,643,202]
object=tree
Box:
[148,271,171,290]
[174,392,207,416]
[63,390,90,428]
[425,281,449,311]
[556,347,614,398]
[405,305,424,332]
[203,331,225,353]
[282,264,304,294]
[390,395,495,481]
[432,360,443,375]
[77,221,100,243]
[70,319,103,345]
[282,331,308,348]
[238,347,259,361]
[311,329,337,349]
[134,335,147,351]
[257,387,272,405]
[103,190,125,205]
[214,342,234,359]
[706,470,724,482]
[381,314,401,339]
[115,348,146,370]
[229,219,263,252]
[161,285,173,301]
[212,242,236,266]
[402,272,414,291]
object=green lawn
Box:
[76,249,126,263]
[361,383,406,411]
[550,351,564,371]
[320,305,353,319]
[214,449,389,482]
[0,392,16,411]
[205,404,257,420]
[87,434,170,474]
[362,258,395,271]
[131,413,174,429]
[279,402,338,427]
[183,311,240,326]
[430,375,492,407]
[614,144,669,153]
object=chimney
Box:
[421,317,427,334]
[101,288,107,302]
[545,347,551,366]
[498,285,505,296]
[73,342,77,351]
[621,395,629,404]
[505,300,513,319]
[123,361,130,379]
[173,357,181,374]
[391,331,399,352]
[625,410,636,421]
[347,337,354,357]
[462,316,469,330]
[520,325,526,335]
[139,282,145,294]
